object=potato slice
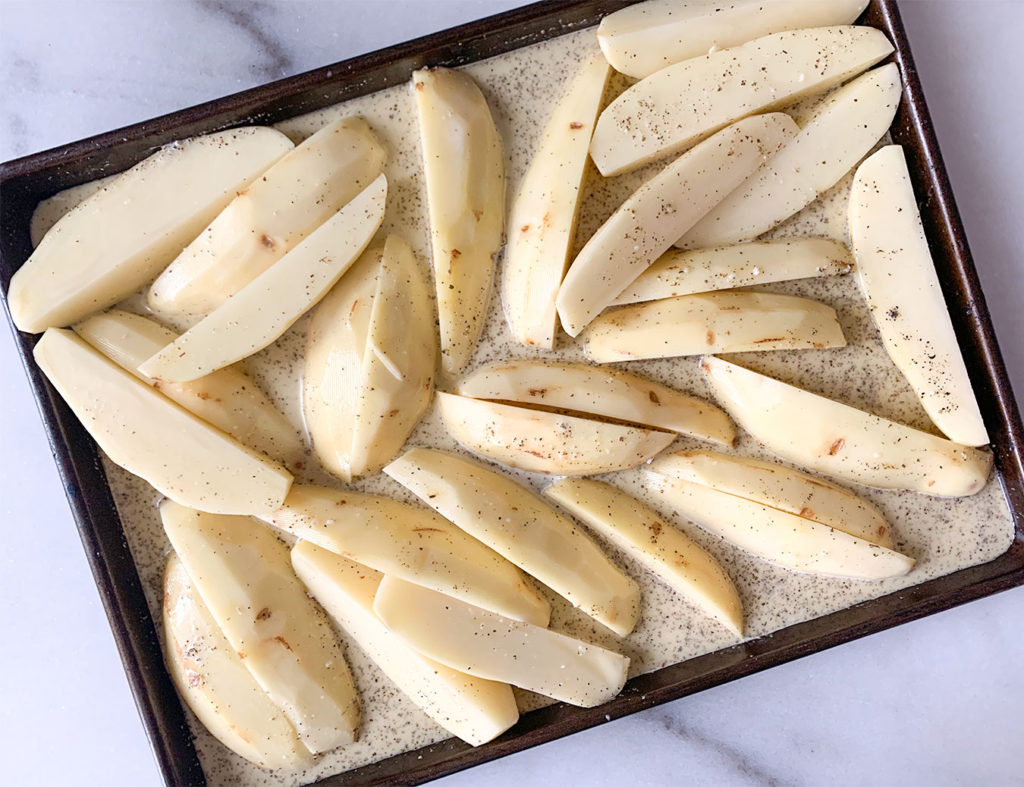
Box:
[374,577,630,708]
[139,174,387,382]
[149,116,386,316]
[437,392,675,476]
[590,26,892,176]
[161,501,359,753]
[647,473,915,580]
[850,145,988,447]
[9,127,292,333]
[263,484,550,626]
[679,64,903,248]
[650,450,893,548]
[33,329,291,515]
[701,356,992,496]
[584,291,846,363]
[384,447,641,637]
[544,478,743,636]
[30,175,118,248]
[74,310,303,466]
[458,360,735,445]
[413,67,504,377]
[503,51,610,349]
[597,0,869,80]
[291,543,520,746]
[558,114,797,336]
[610,238,852,306]
[163,554,312,769]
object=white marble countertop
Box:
[1,1,1022,784]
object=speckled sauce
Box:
[38,25,1016,787]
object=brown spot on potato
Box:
[799,506,815,519]
[451,249,461,259]
[255,607,271,621]
[274,636,292,651]
[828,438,845,456]
[706,330,716,345]
[569,121,584,129]
[648,390,661,405]
[260,234,276,249]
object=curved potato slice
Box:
[9,127,292,333]
[850,145,988,447]
[701,356,992,497]
[590,26,892,176]
[458,360,734,445]
[374,577,630,708]
[164,555,312,769]
[263,484,550,626]
[544,478,743,636]
[384,447,641,637]
[291,543,520,746]
[161,502,359,753]
[437,392,675,476]
[413,67,504,377]
[30,175,118,248]
[584,291,846,363]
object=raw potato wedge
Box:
[503,51,610,348]
[263,484,551,626]
[9,127,292,333]
[647,473,915,580]
[149,116,387,316]
[303,235,435,482]
[679,64,903,248]
[161,502,360,753]
[30,174,117,247]
[437,392,675,476]
[611,238,852,306]
[584,291,846,363]
[701,356,992,497]
[558,113,797,336]
[374,577,630,708]
[458,360,735,445]
[850,145,988,447]
[650,450,894,548]
[74,310,303,466]
[544,478,744,636]
[164,555,312,769]
[597,0,870,80]
[33,329,292,515]
[139,174,387,382]
[412,67,504,377]
[590,26,893,176]
[384,447,641,637]
[291,543,520,746]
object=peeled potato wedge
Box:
[413,67,504,377]
[544,478,743,636]
[850,145,988,447]
[9,127,292,333]
[149,116,386,316]
[291,543,520,746]
[590,26,893,176]
[584,291,846,363]
[30,175,117,248]
[701,356,992,497]
[374,577,630,708]
[139,174,387,382]
[557,113,797,336]
[437,392,675,476]
[384,447,641,638]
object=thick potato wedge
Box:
[850,145,988,447]
[544,478,743,636]
[590,26,892,176]
[9,127,292,333]
[701,356,992,497]
[374,577,630,708]
[584,291,846,363]
[413,67,504,377]
[437,392,675,476]
[558,113,797,336]
[291,543,520,746]
[503,52,610,349]
[139,174,386,382]
[30,175,117,247]
[161,502,359,753]
[149,116,386,316]
[384,447,641,637]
